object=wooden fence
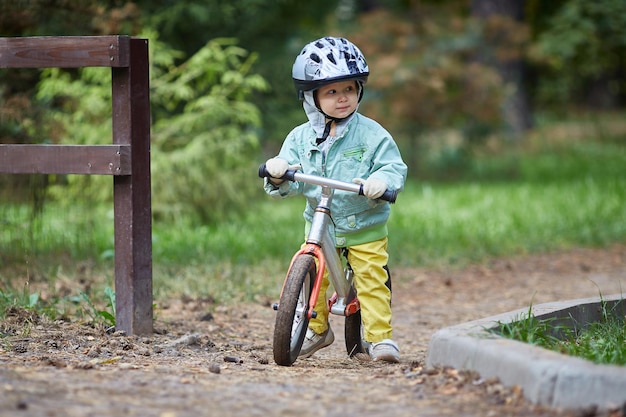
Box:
[0,36,153,335]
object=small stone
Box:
[209,362,221,374]
[13,344,28,353]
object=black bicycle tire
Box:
[345,308,366,357]
[273,254,316,366]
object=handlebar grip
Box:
[358,185,398,203]
[381,188,398,203]
[258,164,296,182]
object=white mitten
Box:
[266,158,301,185]
[352,177,387,199]
[266,158,289,178]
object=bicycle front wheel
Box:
[273,254,316,366]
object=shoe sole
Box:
[372,354,400,363]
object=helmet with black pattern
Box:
[292,36,369,100]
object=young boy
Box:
[263,36,407,363]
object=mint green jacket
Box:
[264,113,407,247]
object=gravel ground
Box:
[1,244,625,417]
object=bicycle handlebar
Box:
[258,164,397,203]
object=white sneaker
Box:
[368,339,400,363]
[298,327,334,358]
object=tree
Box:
[470,0,533,137]
[528,0,626,109]
[341,5,504,176]
[35,34,269,224]
[149,36,269,223]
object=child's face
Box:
[316,80,359,120]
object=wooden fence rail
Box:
[0,36,153,335]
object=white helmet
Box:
[292,36,369,99]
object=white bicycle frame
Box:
[295,172,359,317]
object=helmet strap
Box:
[316,120,334,145]
[312,85,361,145]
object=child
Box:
[263,36,407,363]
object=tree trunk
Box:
[471,0,533,138]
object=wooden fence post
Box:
[111,38,153,335]
[0,36,153,334]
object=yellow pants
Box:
[308,237,393,344]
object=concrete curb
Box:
[426,294,626,411]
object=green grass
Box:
[0,277,116,327]
[495,304,561,347]
[391,176,626,266]
[561,315,626,365]
[495,299,626,366]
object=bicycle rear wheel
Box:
[345,308,366,357]
[273,254,316,366]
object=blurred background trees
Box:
[1,0,625,224]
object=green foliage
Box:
[76,287,116,328]
[37,68,113,141]
[351,7,504,134]
[132,0,343,153]
[0,283,40,317]
[36,67,115,203]
[336,6,506,175]
[0,1,138,37]
[0,278,61,323]
[150,36,269,223]
[560,308,626,366]
[529,0,626,106]
[33,33,269,224]
[142,0,338,57]
[0,277,118,328]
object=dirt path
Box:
[1,244,625,417]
